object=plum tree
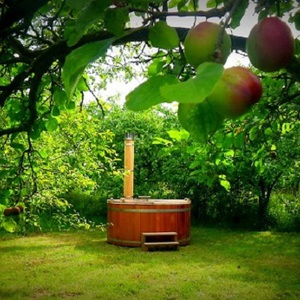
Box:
[3,208,12,217]
[3,206,23,216]
[183,21,231,68]
[11,207,21,215]
[16,205,24,213]
[246,17,295,72]
[207,66,263,119]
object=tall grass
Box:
[0,227,299,299]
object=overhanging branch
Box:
[131,0,236,23]
[1,20,299,139]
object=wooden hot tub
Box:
[107,198,191,247]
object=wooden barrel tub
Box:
[107,198,191,247]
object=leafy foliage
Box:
[0,104,121,232]
[0,0,300,232]
[149,21,180,49]
[1,0,299,138]
[63,39,115,98]
[155,71,300,229]
[126,75,179,110]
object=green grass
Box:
[0,227,299,300]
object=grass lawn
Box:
[0,227,299,300]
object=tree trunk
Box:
[257,179,273,230]
[257,194,270,230]
[257,172,282,230]
[191,184,209,224]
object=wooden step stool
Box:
[141,232,179,251]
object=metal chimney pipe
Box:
[123,133,134,199]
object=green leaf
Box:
[52,106,60,117]
[39,150,48,159]
[264,127,273,136]
[77,77,89,92]
[0,204,6,212]
[104,8,129,36]
[168,0,184,9]
[63,39,114,99]
[3,218,18,233]
[54,88,67,107]
[219,175,231,191]
[10,142,26,151]
[249,127,258,141]
[282,122,294,134]
[0,170,9,180]
[254,159,264,174]
[167,129,189,141]
[66,0,111,46]
[178,101,224,142]
[0,158,9,164]
[125,75,179,111]
[294,10,300,30]
[152,137,173,147]
[66,100,76,110]
[2,190,12,199]
[149,21,180,49]
[222,133,234,148]
[148,59,165,76]
[294,39,300,56]
[233,131,245,148]
[160,62,223,103]
[258,10,269,21]
[225,149,235,157]
[66,0,90,10]
[189,160,202,169]
[187,0,199,10]
[20,188,28,197]
[230,0,249,29]
[206,0,223,8]
[45,117,58,132]
[29,120,46,140]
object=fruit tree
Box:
[0,0,299,141]
[0,1,300,227]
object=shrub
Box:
[268,192,300,232]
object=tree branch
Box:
[0,70,29,107]
[132,0,236,23]
[0,0,49,38]
[1,16,300,139]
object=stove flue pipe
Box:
[123,133,134,199]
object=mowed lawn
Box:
[0,227,299,300]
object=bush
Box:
[60,189,110,222]
[268,192,300,232]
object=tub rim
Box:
[107,198,191,205]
